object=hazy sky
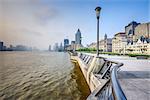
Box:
[0,0,149,50]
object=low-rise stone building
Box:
[125,38,150,55]
[99,34,112,52]
[87,42,97,49]
[88,34,112,52]
[112,32,127,54]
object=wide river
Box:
[0,52,90,100]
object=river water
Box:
[0,52,90,100]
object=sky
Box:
[0,0,149,50]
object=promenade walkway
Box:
[99,54,150,100]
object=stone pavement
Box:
[99,54,150,100]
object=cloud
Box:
[34,7,60,25]
[0,0,76,49]
[19,28,42,36]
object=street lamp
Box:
[95,6,101,57]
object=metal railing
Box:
[111,64,127,100]
[77,53,127,100]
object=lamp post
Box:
[95,6,101,57]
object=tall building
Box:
[75,29,82,44]
[0,41,4,51]
[59,43,63,51]
[64,39,69,50]
[134,22,150,42]
[104,34,107,40]
[74,29,83,50]
[54,43,59,51]
[125,21,140,44]
[49,45,51,51]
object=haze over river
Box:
[0,52,90,100]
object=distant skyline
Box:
[0,0,149,50]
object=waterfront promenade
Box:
[72,52,150,100]
[94,54,150,100]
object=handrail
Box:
[73,52,127,100]
[111,64,127,100]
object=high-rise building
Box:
[75,29,82,44]
[0,41,4,51]
[64,39,69,50]
[49,45,51,51]
[54,43,59,51]
[59,43,63,51]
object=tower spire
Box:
[104,34,107,40]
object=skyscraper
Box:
[104,34,107,40]
[0,41,4,51]
[54,43,59,51]
[64,39,69,50]
[49,45,51,51]
[59,42,63,51]
[75,29,82,44]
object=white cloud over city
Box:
[0,0,76,50]
[0,0,149,50]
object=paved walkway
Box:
[99,54,150,100]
